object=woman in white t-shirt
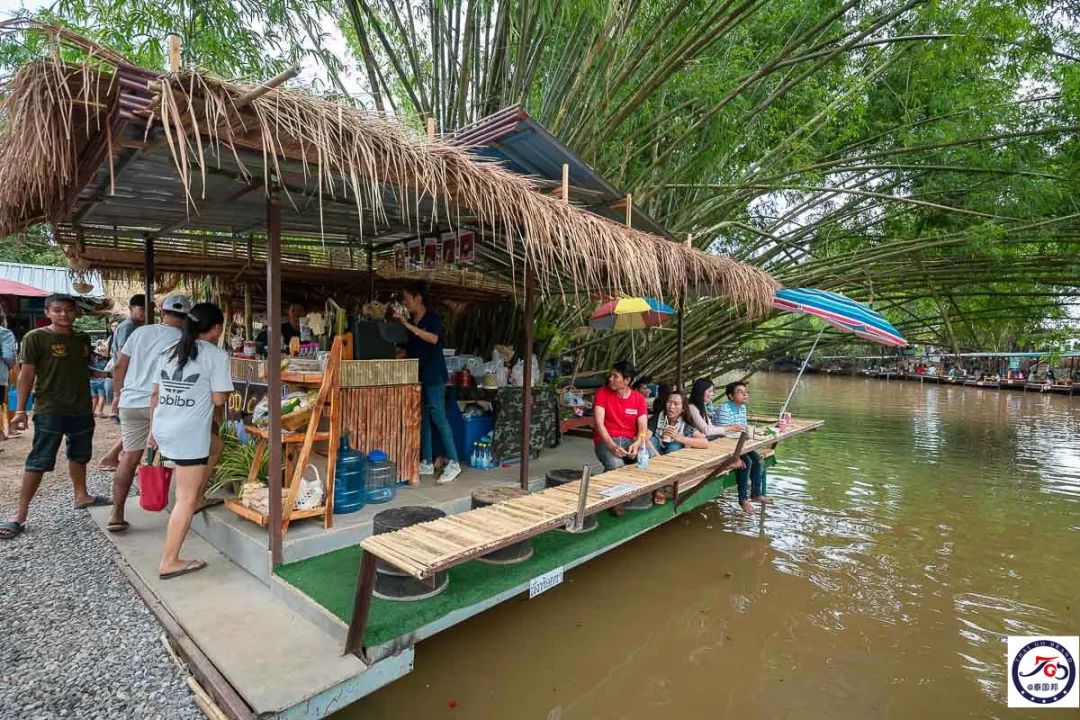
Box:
[148,303,233,579]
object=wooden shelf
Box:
[245,425,329,443]
[223,498,328,527]
[281,371,324,385]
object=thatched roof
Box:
[0,22,779,313]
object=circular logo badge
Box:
[1011,639,1076,705]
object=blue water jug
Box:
[334,436,366,514]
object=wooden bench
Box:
[344,418,823,659]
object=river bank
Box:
[0,421,200,719]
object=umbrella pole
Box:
[780,327,824,419]
[632,330,636,367]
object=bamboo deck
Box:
[361,419,823,579]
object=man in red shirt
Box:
[593,361,657,471]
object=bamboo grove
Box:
[2,0,1079,378]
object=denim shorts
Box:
[26,414,95,472]
[90,379,107,397]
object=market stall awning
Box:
[0,277,48,297]
[0,21,780,317]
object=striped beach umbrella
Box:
[773,288,907,417]
[772,288,906,347]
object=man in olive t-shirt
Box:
[0,295,111,541]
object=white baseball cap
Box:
[160,294,193,315]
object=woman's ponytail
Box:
[170,303,224,371]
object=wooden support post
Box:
[345,551,377,659]
[561,163,569,201]
[625,192,632,227]
[233,66,299,109]
[519,274,535,491]
[267,196,284,567]
[426,117,436,139]
[167,35,181,73]
[676,233,691,389]
[243,284,253,340]
[572,464,591,532]
[366,243,375,301]
[674,432,747,511]
[143,233,155,325]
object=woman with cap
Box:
[148,302,233,579]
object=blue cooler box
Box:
[456,415,493,467]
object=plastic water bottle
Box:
[470,444,478,468]
[482,442,492,469]
[637,442,650,470]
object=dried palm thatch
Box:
[0,21,779,315]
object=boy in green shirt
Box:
[1,295,111,540]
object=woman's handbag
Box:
[138,448,173,512]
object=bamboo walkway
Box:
[360,418,823,580]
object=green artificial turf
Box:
[275,460,771,647]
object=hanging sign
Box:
[407,239,422,270]
[458,231,476,263]
[423,236,440,270]
[441,231,458,265]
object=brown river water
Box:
[341,372,1080,719]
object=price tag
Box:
[529,566,564,599]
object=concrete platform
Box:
[89,502,413,719]
[192,437,602,583]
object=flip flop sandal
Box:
[107,521,129,533]
[159,560,207,580]
[0,521,25,540]
[74,495,113,509]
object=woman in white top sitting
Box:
[148,303,234,580]
[649,390,708,455]
[688,378,725,439]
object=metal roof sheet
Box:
[0,261,105,299]
[448,106,673,239]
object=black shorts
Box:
[26,414,94,472]
[170,456,209,467]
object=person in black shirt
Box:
[393,281,461,484]
[256,301,305,353]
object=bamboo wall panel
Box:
[230,358,268,381]
[340,360,418,387]
[340,385,421,484]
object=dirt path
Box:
[0,416,200,718]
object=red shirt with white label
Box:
[592,385,648,444]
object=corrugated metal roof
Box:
[448,106,673,239]
[0,261,105,299]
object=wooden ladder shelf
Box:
[224,336,344,533]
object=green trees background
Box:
[3,0,1078,375]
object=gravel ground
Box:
[0,424,202,720]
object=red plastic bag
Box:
[138,449,173,512]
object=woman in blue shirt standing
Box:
[716,381,771,514]
[394,281,461,484]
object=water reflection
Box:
[343,373,1079,720]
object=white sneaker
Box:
[419,461,435,476]
[437,461,462,484]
